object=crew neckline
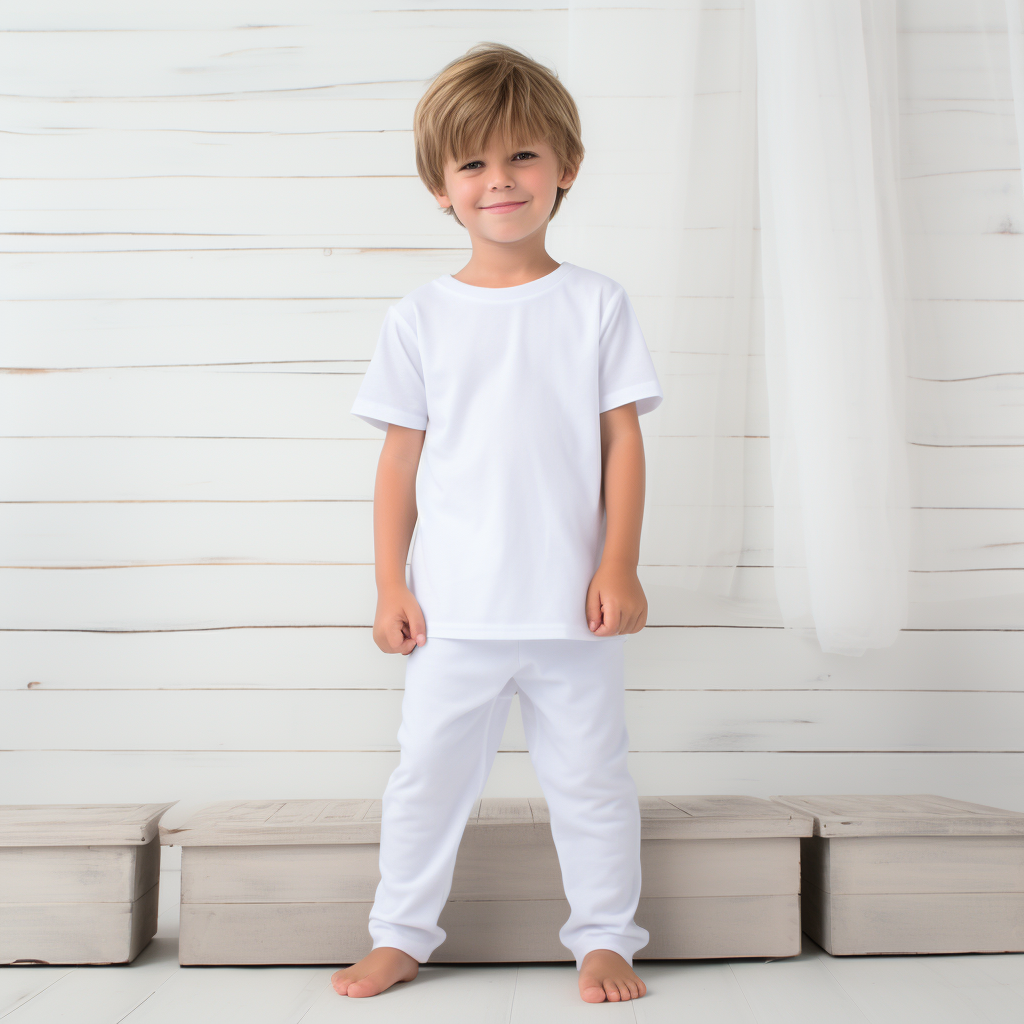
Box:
[436,261,575,301]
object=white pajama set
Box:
[350,261,664,970]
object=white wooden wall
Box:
[1,1,1021,866]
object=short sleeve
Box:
[351,306,428,432]
[598,286,664,416]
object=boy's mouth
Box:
[481,200,527,212]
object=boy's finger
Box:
[407,609,427,645]
[601,600,622,634]
[585,592,603,631]
[387,622,410,651]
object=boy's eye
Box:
[459,152,537,171]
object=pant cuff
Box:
[573,939,643,972]
[369,925,439,964]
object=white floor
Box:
[1,873,1022,1023]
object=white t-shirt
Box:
[350,261,663,640]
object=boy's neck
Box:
[452,246,562,289]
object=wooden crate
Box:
[162,795,813,965]
[0,802,175,964]
[771,795,1024,955]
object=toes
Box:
[580,983,607,1003]
[346,971,388,998]
[625,980,640,999]
[604,980,621,1001]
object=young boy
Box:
[333,42,663,1004]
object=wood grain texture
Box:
[3,501,1019,574]
[2,435,1019,510]
[0,880,159,965]
[3,291,1018,376]
[0,804,176,846]
[3,626,1020,692]
[1,233,1019,299]
[162,796,813,846]
[4,750,1022,829]
[0,837,159,902]
[772,795,1024,836]
[1,358,1019,445]
[8,689,1021,754]
[802,882,1024,955]
[177,894,802,965]
[179,836,800,903]
[2,563,1022,632]
[800,835,1024,894]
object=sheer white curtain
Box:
[562,0,760,624]
[754,0,910,655]
[560,0,1022,655]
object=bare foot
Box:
[578,948,647,1003]
[332,946,419,998]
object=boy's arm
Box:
[586,402,649,635]
[599,402,646,568]
[372,423,428,653]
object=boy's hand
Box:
[585,561,648,635]
[373,583,427,654]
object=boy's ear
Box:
[559,161,581,189]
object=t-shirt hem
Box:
[599,380,664,416]
[351,398,428,432]
[424,623,625,641]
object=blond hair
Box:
[413,42,585,228]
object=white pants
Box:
[368,636,650,970]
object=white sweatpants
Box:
[368,636,650,970]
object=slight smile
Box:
[481,200,527,212]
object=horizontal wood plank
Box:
[800,835,1024,894]
[0,0,1004,35]
[772,794,1024,836]
[1,363,1019,444]
[3,238,1021,302]
[177,893,802,964]
[1,362,784,441]
[1,624,1021,692]
[0,502,1018,572]
[0,839,159,903]
[0,803,174,846]
[13,105,1018,196]
[3,294,1020,378]
[4,162,1019,242]
[0,882,159,965]
[803,883,1024,955]
[1,562,1020,630]
[3,689,1021,753]
[165,796,807,846]
[0,845,136,903]
[0,16,1008,99]
[2,751,1020,830]
[2,436,1019,510]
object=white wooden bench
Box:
[162,795,813,965]
[772,794,1024,954]
[0,802,174,964]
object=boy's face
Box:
[433,134,578,243]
